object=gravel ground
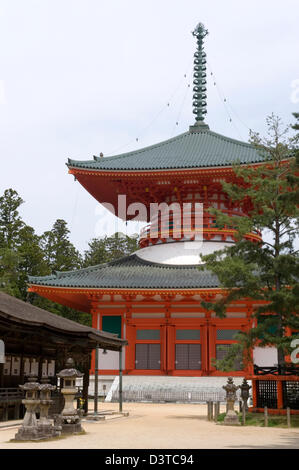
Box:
[0,402,298,449]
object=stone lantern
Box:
[15,374,40,440]
[222,377,240,426]
[57,358,84,434]
[239,378,251,411]
[38,376,61,437]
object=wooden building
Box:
[0,291,126,420]
[27,23,289,382]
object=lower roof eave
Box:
[28,284,227,313]
[28,285,226,296]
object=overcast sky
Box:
[0,0,298,253]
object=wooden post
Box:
[82,360,90,415]
[94,344,99,414]
[3,404,8,421]
[0,363,4,388]
[214,401,220,422]
[277,380,284,410]
[252,379,257,408]
[14,403,20,420]
[19,354,24,385]
[207,400,213,421]
[242,402,246,426]
[207,401,212,420]
[119,347,123,413]
[287,407,291,428]
[38,354,44,382]
[264,406,268,427]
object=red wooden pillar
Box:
[208,323,217,374]
[247,348,254,375]
[125,324,136,371]
[167,325,175,372]
[277,380,284,410]
[285,327,292,364]
[161,325,167,372]
[201,323,209,375]
[251,379,257,408]
[90,307,99,374]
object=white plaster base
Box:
[135,241,234,265]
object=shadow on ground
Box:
[166,415,208,420]
[227,433,299,449]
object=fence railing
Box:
[111,389,232,403]
[250,378,299,411]
[254,365,299,376]
[0,388,24,402]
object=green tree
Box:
[200,114,299,369]
[0,247,21,297]
[0,189,25,297]
[31,295,92,327]
[0,189,50,299]
[0,189,90,324]
[84,232,139,267]
[41,219,82,272]
[17,225,49,299]
[0,189,24,249]
[34,219,90,324]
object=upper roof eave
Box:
[66,129,267,172]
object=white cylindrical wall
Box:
[135,240,234,265]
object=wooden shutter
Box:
[148,344,161,370]
[135,344,148,370]
[175,344,189,370]
[135,344,161,370]
[188,344,201,370]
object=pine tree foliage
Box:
[84,232,139,267]
[0,189,139,326]
[41,219,82,272]
[199,114,299,368]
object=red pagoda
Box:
[28,23,272,382]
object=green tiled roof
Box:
[67,128,266,171]
[28,254,219,290]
